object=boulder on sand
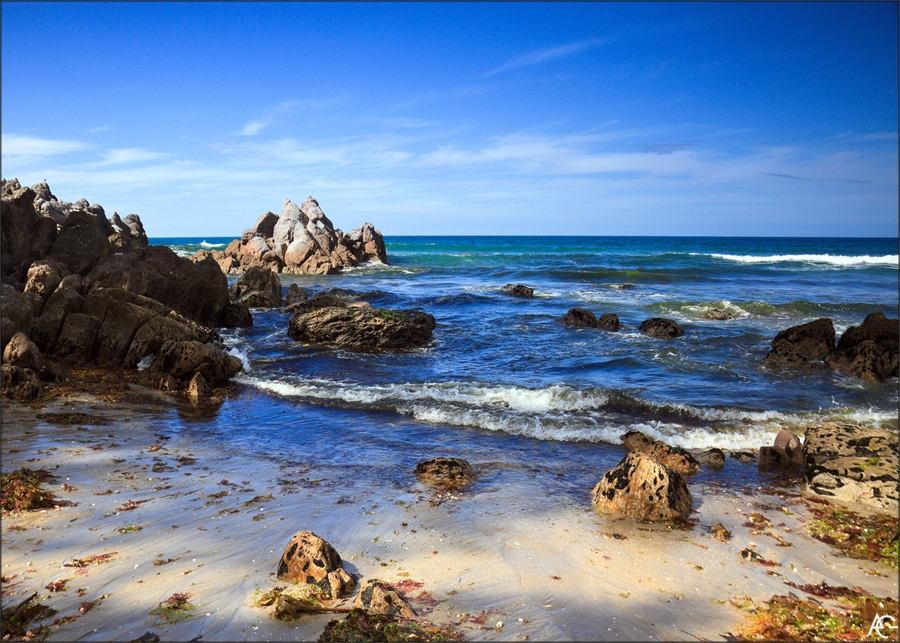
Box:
[276,530,356,599]
[352,579,415,618]
[591,451,693,522]
[620,430,699,475]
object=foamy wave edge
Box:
[235,375,894,450]
[698,253,899,266]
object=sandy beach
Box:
[3,388,897,642]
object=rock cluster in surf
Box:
[197,196,387,275]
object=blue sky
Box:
[2,2,898,237]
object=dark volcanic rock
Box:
[149,340,241,388]
[561,308,598,328]
[284,291,350,314]
[598,313,621,331]
[696,448,726,470]
[803,422,898,514]
[1,364,42,401]
[762,318,835,370]
[276,531,355,598]
[414,457,477,491]
[288,306,436,351]
[639,317,684,338]
[591,452,693,522]
[502,284,534,298]
[825,312,898,382]
[284,283,309,306]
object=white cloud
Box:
[238,120,270,136]
[98,148,169,165]
[1,133,90,165]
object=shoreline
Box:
[3,386,898,641]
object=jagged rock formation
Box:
[763,314,898,382]
[197,196,387,275]
[276,531,356,598]
[1,179,245,399]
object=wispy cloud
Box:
[484,38,611,77]
[2,133,90,164]
[98,148,169,165]
[236,98,345,136]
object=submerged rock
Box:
[697,448,726,469]
[502,284,534,298]
[701,308,735,321]
[639,317,684,338]
[414,457,477,491]
[287,306,436,351]
[276,531,355,599]
[561,307,598,328]
[591,452,693,522]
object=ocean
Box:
[150,236,899,492]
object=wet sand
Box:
[2,392,897,641]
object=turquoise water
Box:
[151,236,898,487]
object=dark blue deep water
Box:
[151,236,898,486]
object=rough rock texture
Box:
[200,196,387,275]
[591,452,693,522]
[1,283,35,351]
[284,283,309,306]
[598,313,621,331]
[639,317,684,338]
[803,422,898,514]
[762,318,835,370]
[229,266,283,308]
[284,290,352,314]
[697,448,726,469]
[288,307,436,351]
[825,312,899,383]
[149,340,242,389]
[1,364,42,401]
[352,580,415,618]
[502,284,534,298]
[414,458,477,491]
[621,430,699,476]
[758,429,804,470]
[276,531,356,599]
[2,332,42,372]
[561,308,599,328]
[84,247,232,329]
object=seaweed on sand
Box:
[1,468,69,512]
[318,608,463,642]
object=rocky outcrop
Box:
[502,284,534,298]
[200,197,387,275]
[639,317,684,338]
[591,452,693,522]
[276,531,356,599]
[352,580,415,618]
[763,318,835,370]
[288,307,436,351]
[825,312,899,382]
[803,423,898,514]
[560,307,621,330]
[764,314,898,382]
[414,458,477,491]
[229,266,283,308]
[148,340,242,389]
[620,430,699,475]
[1,179,244,399]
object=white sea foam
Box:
[200,240,226,248]
[699,253,898,267]
[236,375,895,450]
[136,354,154,371]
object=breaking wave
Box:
[235,375,893,451]
[699,253,898,267]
